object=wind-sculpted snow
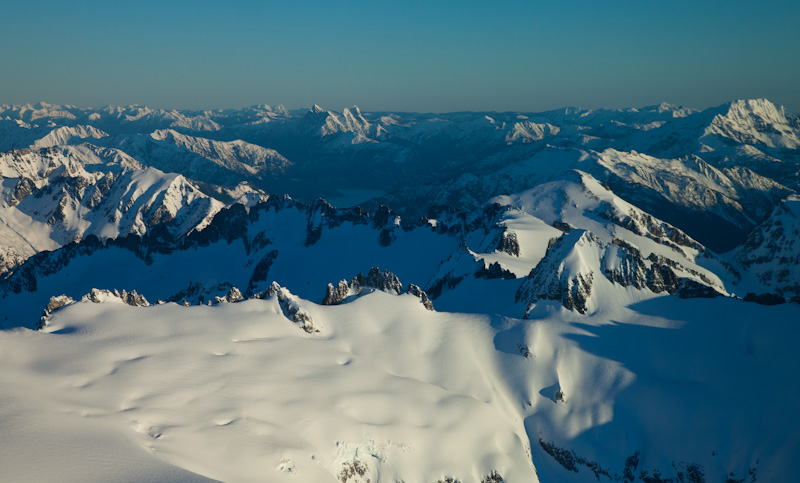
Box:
[1,284,798,482]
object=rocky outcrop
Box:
[214,287,244,304]
[372,205,400,247]
[406,283,435,311]
[9,176,36,205]
[36,294,75,330]
[82,288,149,306]
[261,282,316,333]
[323,280,353,306]
[743,292,786,305]
[475,261,517,280]
[322,267,434,310]
[496,230,520,256]
[246,249,278,295]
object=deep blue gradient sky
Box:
[2,0,798,113]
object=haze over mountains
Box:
[1,99,799,482]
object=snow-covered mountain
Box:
[0,144,225,274]
[1,99,798,482]
[733,195,800,297]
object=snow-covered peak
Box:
[149,129,291,174]
[301,104,379,143]
[505,121,560,144]
[492,170,727,308]
[704,98,800,149]
[640,101,697,118]
[31,125,109,149]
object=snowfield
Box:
[1,289,797,482]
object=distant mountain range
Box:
[1,99,798,482]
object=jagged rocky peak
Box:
[323,267,434,310]
[516,226,725,316]
[705,98,800,149]
[406,283,435,311]
[260,282,317,333]
[363,267,404,294]
[475,261,517,280]
[372,204,401,246]
[516,230,600,315]
[36,294,75,330]
[214,286,244,304]
[303,198,371,246]
[81,288,149,307]
[323,280,353,306]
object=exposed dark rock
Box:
[552,220,573,233]
[496,230,520,256]
[743,292,786,305]
[323,268,433,310]
[10,177,36,205]
[406,283,435,311]
[167,280,234,305]
[323,280,351,305]
[214,287,244,304]
[246,249,278,294]
[604,238,724,298]
[364,267,403,294]
[264,282,317,333]
[372,204,397,228]
[475,261,517,280]
[36,294,75,330]
[82,288,149,306]
[515,232,596,315]
[677,279,722,299]
[481,471,504,483]
[427,273,465,299]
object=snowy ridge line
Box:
[3,175,783,328]
[0,191,485,298]
[34,270,436,333]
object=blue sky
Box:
[1,0,798,112]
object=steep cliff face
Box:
[734,196,800,297]
[515,231,600,315]
[515,229,725,315]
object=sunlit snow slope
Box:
[1,289,797,482]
